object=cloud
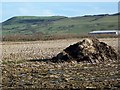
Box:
[18,8,55,16]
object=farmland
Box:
[1,38,120,89]
[2,13,118,36]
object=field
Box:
[1,38,120,89]
[2,14,118,35]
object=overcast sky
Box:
[1,2,118,22]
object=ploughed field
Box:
[1,38,120,89]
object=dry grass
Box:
[1,38,120,89]
[2,38,118,61]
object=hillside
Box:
[2,14,118,35]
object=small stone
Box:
[49,75,59,78]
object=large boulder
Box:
[51,38,117,63]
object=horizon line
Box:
[1,12,118,23]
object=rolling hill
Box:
[2,13,118,36]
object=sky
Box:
[1,2,118,22]
[1,0,120,2]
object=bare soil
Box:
[1,38,120,89]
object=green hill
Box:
[2,14,118,36]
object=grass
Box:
[2,14,118,36]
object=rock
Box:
[51,38,117,63]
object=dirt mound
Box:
[51,38,117,63]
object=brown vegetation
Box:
[2,34,119,41]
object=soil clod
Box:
[51,38,117,63]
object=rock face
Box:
[51,38,117,63]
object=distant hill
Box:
[2,13,118,35]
